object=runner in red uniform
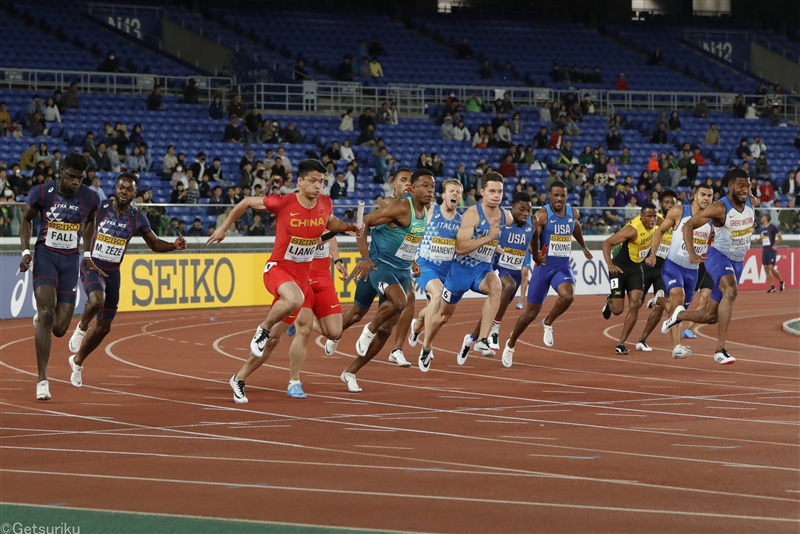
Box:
[207,159,360,403]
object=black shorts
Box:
[643,258,665,295]
[610,260,644,299]
[695,263,713,292]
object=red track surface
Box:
[1,292,799,533]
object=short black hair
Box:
[411,168,434,184]
[641,202,658,213]
[660,189,678,201]
[396,167,413,175]
[762,214,771,222]
[724,168,750,185]
[696,183,713,193]
[549,180,567,192]
[512,191,532,204]
[297,159,326,178]
[63,152,89,173]
[117,172,139,191]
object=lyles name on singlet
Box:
[45,221,80,250]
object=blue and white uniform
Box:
[704,196,755,303]
[442,204,507,304]
[416,204,461,299]
[661,204,713,307]
[494,215,535,295]
[527,205,576,305]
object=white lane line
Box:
[595,414,648,417]
[354,445,415,450]
[516,410,572,414]
[640,403,695,406]
[705,407,757,410]
[530,454,603,460]
[672,444,741,449]
[498,436,558,441]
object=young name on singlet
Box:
[548,235,572,257]
[45,221,80,250]
[286,236,318,263]
[92,232,126,263]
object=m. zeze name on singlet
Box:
[90,202,152,269]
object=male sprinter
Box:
[662,169,758,365]
[19,152,100,400]
[340,169,434,392]
[516,251,533,310]
[419,172,510,371]
[67,173,186,386]
[753,214,784,293]
[466,192,533,354]
[681,262,713,338]
[640,184,712,359]
[407,179,463,348]
[600,203,659,354]
[207,159,359,403]
[502,181,591,367]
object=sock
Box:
[289,380,301,386]
[491,320,501,331]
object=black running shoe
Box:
[602,298,612,320]
[615,344,629,355]
[767,286,776,294]
[780,281,785,292]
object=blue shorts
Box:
[80,263,121,321]
[354,260,411,309]
[416,259,449,300]
[523,251,533,270]
[704,248,743,303]
[527,261,574,305]
[496,267,523,302]
[762,249,777,266]
[661,258,698,308]
[442,261,494,305]
[32,245,80,305]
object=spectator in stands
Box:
[329,173,348,199]
[0,102,9,137]
[431,153,444,177]
[271,157,287,179]
[207,186,227,216]
[500,92,514,113]
[577,145,592,166]
[34,142,51,167]
[147,85,163,111]
[568,102,583,123]
[171,164,188,189]
[107,143,122,172]
[209,96,224,120]
[27,113,45,137]
[654,110,668,131]
[692,146,706,166]
[667,111,681,131]
[548,127,565,150]
[605,127,623,151]
[224,116,243,143]
[779,198,798,233]
[454,36,474,59]
[756,154,771,180]
[537,101,551,124]
[323,141,341,161]
[557,141,574,169]
[704,123,721,146]
[651,123,668,144]
[438,116,455,140]
[472,125,488,148]
[278,177,296,195]
[243,108,263,145]
[357,124,376,146]
[368,36,386,56]
[43,98,61,125]
[479,59,493,80]
[186,218,205,237]
[26,96,44,123]
[337,139,355,162]
[735,138,753,161]
[781,170,798,197]
[647,47,664,66]
[446,119,468,142]
[205,157,224,182]
[100,52,119,73]
[732,95,746,119]
[369,57,384,78]
[127,146,145,172]
[260,120,279,143]
[750,136,767,158]
[336,56,353,82]
[692,97,709,118]
[357,58,370,77]
[182,78,200,104]
[578,181,596,208]
[374,102,390,124]
[500,62,514,82]
[293,60,308,81]
[239,162,254,188]
[186,178,201,204]
[65,82,80,109]
[283,122,304,144]
[607,156,619,179]
[634,183,649,206]
[358,108,375,131]
[338,108,354,131]
[498,155,516,178]
[497,119,512,147]
[528,127,546,150]
[92,143,110,171]
[388,102,399,125]
[580,94,595,116]
[277,147,293,173]
[615,73,628,91]
[228,94,245,119]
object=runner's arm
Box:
[455,208,497,254]
[363,198,411,229]
[774,230,783,247]
[143,229,186,252]
[682,202,725,263]
[571,208,592,258]
[602,224,637,268]
[325,214,360,235]
[647,206,678,263]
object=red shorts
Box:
[262,262,311,325]
[302,268,342,320]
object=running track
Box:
[1,292,799,533]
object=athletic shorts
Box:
[263,262,310,325]
[762,249,777,266]
[609,260,644,299]
[527,261,574,305]
[302,269,341,320]
[32,245,80,305]
[661,258,698,309]
[442,261,495,305]
[80,263,121,321]
[523,251,533,270]
[695,263,713,292]
[353,260,412,310]
[643,259,665,295]
[416,259,448,300]
[704,248,743,304]
[496,266,523,292]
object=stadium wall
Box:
[750,42,800,88]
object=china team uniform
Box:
[609,215,655,299]
[527,206,576,305]
[262,193,333,324]
[494,216,534,300]
[704,196,754,303]
[304,241,342,319]
[26,183,100,304]
[416,204,461,299]
[83,202,153,320]
[442,204,508,304]
[760,223,779,266]
[661,204,713,308]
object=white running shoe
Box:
[713,348,736,365]
[457,334,473,365]
[488,324,500,350]
[542,320,554,347]
[418,347,433,372]
[340,371,362,392]
[647,289,665,310]
[474,338,496,357]
[635,341,653,352]
[355,323,374,357]
[68,354,83,387]
[36,380,50,401]
[33,313,39,329]
[408,319,421,347]
[388,349,411,367]
[501,340,514,368]
[672,345,691,359]
[68,324,87,353]
[250,326,270,357]
[229,375,248,404]
[661,305,685,334]
[324,338,339,356]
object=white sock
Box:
[288,380,301,386]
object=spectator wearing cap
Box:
[615,74,628,91]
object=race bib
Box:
[427,237,456,262]
[656,243,670,259]
[548,235,572,258]
[394,233,423,261]
[498,247,525,270]
[286,236,317,263]
[762,235,771,247]
[92,233,126,263]
[730,228,753,253]
[638,246,652,259]
[45,221,80,250]
[470,239,498,263]
[314,241,330,259]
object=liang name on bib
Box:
[286,236,318,263]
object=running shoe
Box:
[635,341,652,352]
[36,379,50,401]
[457,334,473,365]
[68,354,83,387]
[287,382,306,398]
[516,301,523,310]
[408,318,421,347]
[602,297,611,320]
[542,319,554,347]
[389,349,411,367]
[355,323,374,357]
[474,338,496,357]
[501,340,515,368]
[713,348,736,365]
[229,375,248,404]
[780,281,785,292]
[681,329,696,339]
[250,326,270,357]
[68,324,87,353]
[661,305,685,334]
[767,286,776,293]
[418,347,433,372]
[672,345,691,359]
[340,371,362,392]
[647,289,665,309]
[287,324,296,337]
[488,325,500,350]
[324,338,339,356]
[615,344,629,355]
